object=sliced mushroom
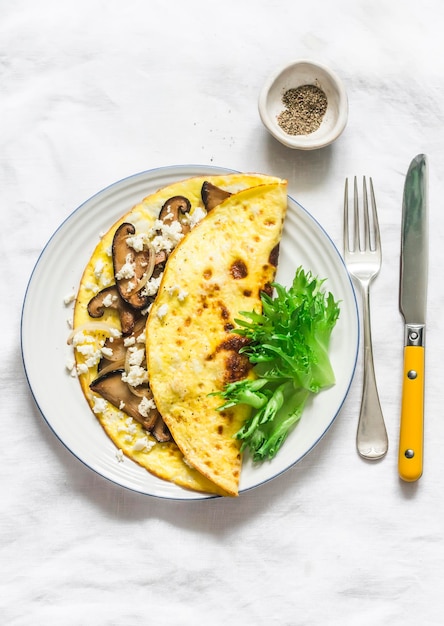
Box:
[112,223,154,309]
[87,285,140,336]
[159,196,192,234]
[201,181,232,211]
[152,415,172,443]
[90,369,160,432]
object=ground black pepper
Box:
[277,84,328,136]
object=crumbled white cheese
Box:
[157,303,169,319]
[65,356,77,376]
[94,259,105,278]
[177,289,188,302]
[133,436,156,453]
[119,401,125,410]
[138,395,156,417]
[115,254,136,280]
[136,329,146,344]
[117,417,138,436]
[63,292,76,305]
[126,233,148,252]
[71,331,95,347]
[102,292,117,308]
[166,284,188,302]
[115,449,124,463]
[84,351,102,368]
[127,346,145,367]
[188,206,207,228]
[101,346,114,358]
[143,274,163,297]
[76,363,89,375]
[84,281,100,294]
[121,366,148,387]
[92,396,108,414]
[76,344,96,357]
[123,336,136,347]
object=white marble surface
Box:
[2,0,444,623]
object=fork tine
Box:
[369,177,381,250]
[344,178,350,251]
[353,176,360,251]
[363,176,370,250]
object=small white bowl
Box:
[258,60,348,150]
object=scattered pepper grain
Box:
[277,84,328,136]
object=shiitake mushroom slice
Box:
[201,182,232,211]
[87,285,141,336]
[112,223,153,310]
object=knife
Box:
[398,154,428,482]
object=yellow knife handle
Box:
[398,345,425,482]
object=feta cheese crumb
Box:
[166,285,188,302]
[84,281,100,294]
[177,289,188,302]
[188,206,206,228]
[115,254,136,280]
[117,416,138,437]
[138,395,156,417]
[64,292,76,305]
[116,449,124,463]
[136,329,146,344]
[127,346,145,367]
[102,292,117,308]
[76,344,96,357]
[92,396,108,414]
[126,233,147,252]
[121,366,148,387]
[94,259,105,278]
[143,274,163,297]
[157,303,169,319]
[133,436,156,453]
[66,356,77,377]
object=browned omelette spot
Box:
[269,244,280,267]
[230,259,248,279]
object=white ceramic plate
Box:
[21,165,359,500]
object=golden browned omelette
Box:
[70,173,287,496]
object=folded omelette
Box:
[71,173,288,496]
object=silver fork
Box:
[344,177,388,460]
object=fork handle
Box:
[356,282,388,460]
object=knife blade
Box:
[398,154,428,482]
